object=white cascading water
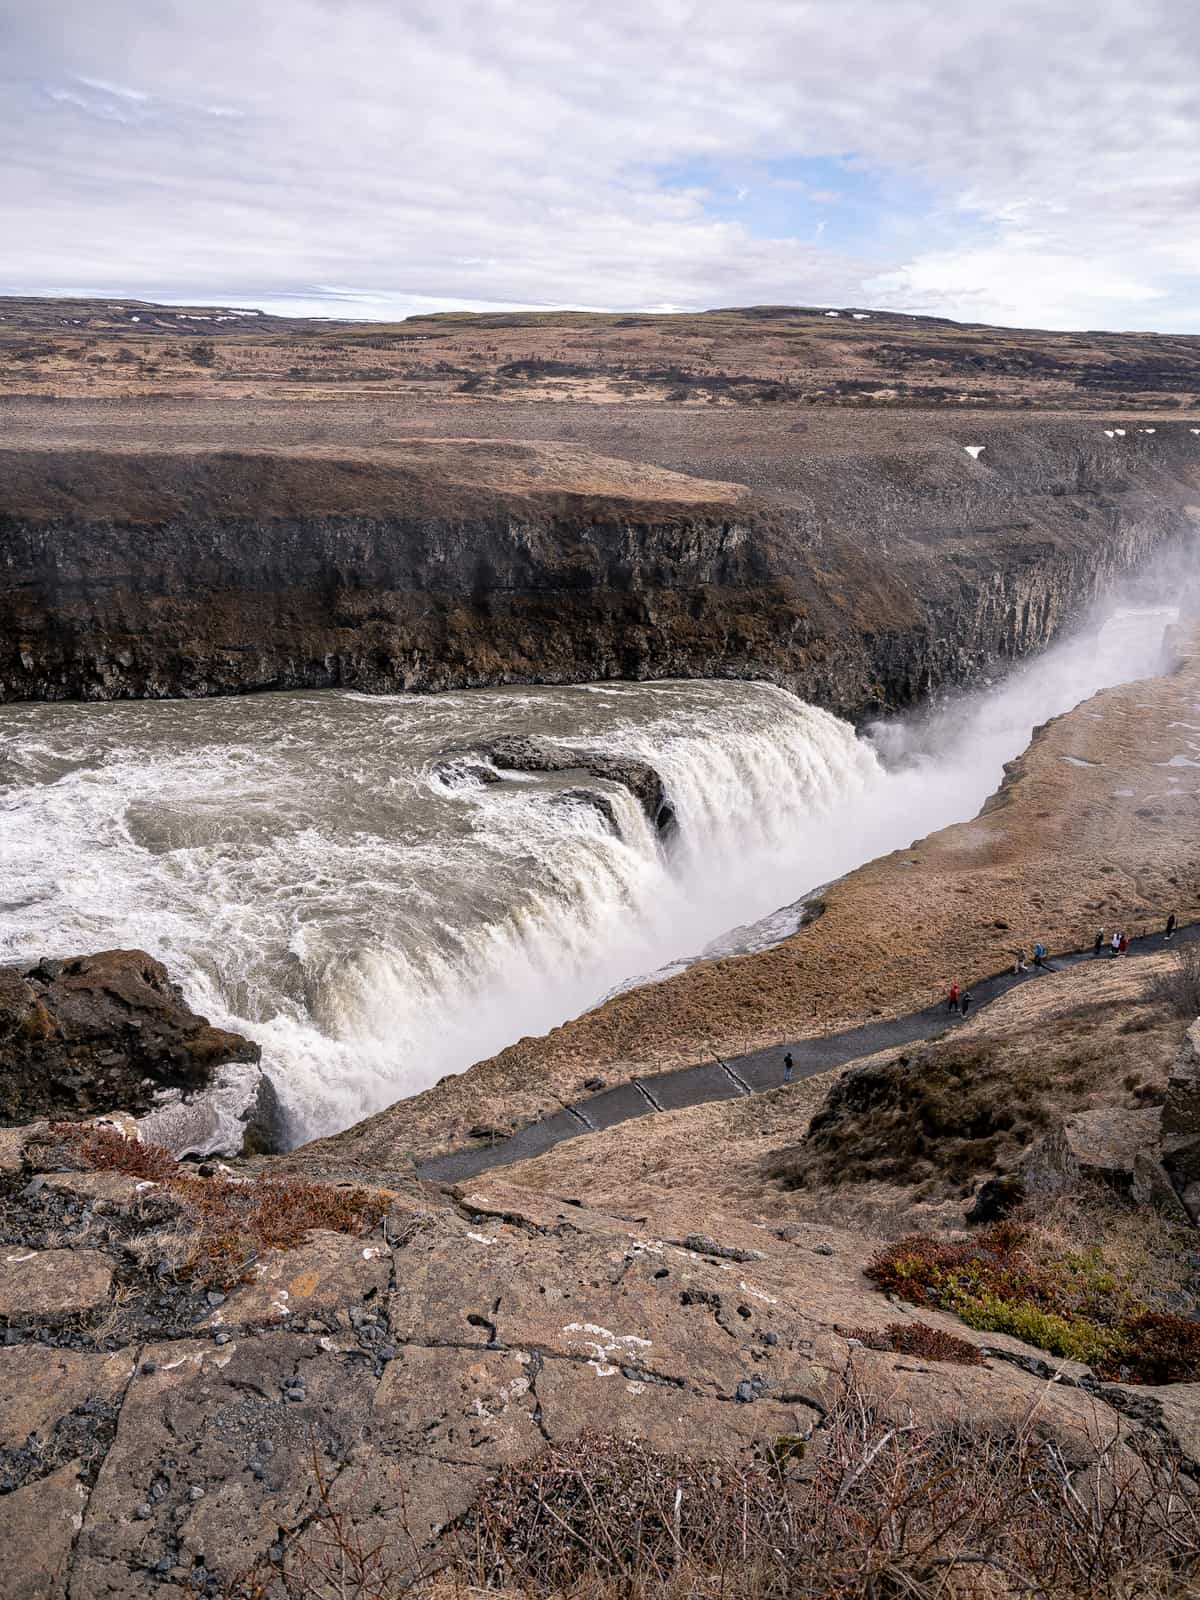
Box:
[0,596,1177,1149]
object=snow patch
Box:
[964,445,985,460]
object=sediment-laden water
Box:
[0,602,1176,1148]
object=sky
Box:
[3,0,1200,332]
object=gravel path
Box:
[419,919,1197,1182]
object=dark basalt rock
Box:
[0,949,260,1124]
[2,427,1197,723]
[484,735,676,834]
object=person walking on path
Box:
[960,990,972,1017]
[783,1051,794,1084]
[948,983,960,1014]
[1014,949,1028,974]
[1093,929,1105,959]
[1119,931,1128,957]
[1166,913,1177,941]
[1033,941,1046,969]
[1111,929,1122,958]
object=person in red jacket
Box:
[947,983,960,1014]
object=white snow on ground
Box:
[1104,430,1115,438]
[852,313,870,319]
[825,310,839,317]
[964,445,985,460]
[1114,428,1127,436]
[1141,428,1156,434]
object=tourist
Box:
[1119,931,1128,957]
[960,990,972,1016]
[1093,929,1104,959]
[1014,948,1027,974]
[947,983,960,1013]
[1033,941,1045,968]
[1111,929,1122,957]
[783,1051,794,1084]
[1166,913,1177,941]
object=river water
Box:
[0,601,1177,1149]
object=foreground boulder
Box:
[0,950,259,1123]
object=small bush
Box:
[846,1320,984,1366]
[867,1222,1200,1382]
[50,1123,388,1289]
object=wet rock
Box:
[0,1248,113,1326]
[482,736,675,833]
[239,1072,289,1157]
[0,949,259,1123]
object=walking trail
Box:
[418,920,1197,1183]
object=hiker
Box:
[1093,929,1104,959]
[947,983,960,1013]
[1111,929,1122,958]
[960,989,972,1017]
[1119,931,1128,957]
[1166,913,1177,941]
[1013,948,1027,974]
[1033,941,1045,969]
[783,1051,794,1084]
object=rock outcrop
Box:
[2,424,1197,717]
[0,950,260,1124]
[0,1145,1193,1599]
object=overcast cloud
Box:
[2,0,1199,329]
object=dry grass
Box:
[209,1387,1200,1598]
[50,1123,389,1288]
[1148,943,1200,1019]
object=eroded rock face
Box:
[0,950,260,1124]
[2,427,1197,717]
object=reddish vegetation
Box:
[51,1123,389,1288]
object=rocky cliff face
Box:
[1,426,1197,719]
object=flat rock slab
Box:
[0,1248,113,1324]
[0,1457,90,1600]
[204,1229,392,1327]
[0,1346,135,1449]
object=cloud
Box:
[2,0,1199,329]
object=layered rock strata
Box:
[2,425,1197,716]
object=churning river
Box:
[0,602,1177,1149]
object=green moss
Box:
[949,1291,1128,1368]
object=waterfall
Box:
[0,598,1177,1150]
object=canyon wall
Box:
[1,424,1197,719]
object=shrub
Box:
[846,1320,984,1366]
[866,1222,1200,1383]
[50,1122,388,1289]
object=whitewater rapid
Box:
[0,601,1177,1149]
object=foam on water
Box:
[0,600,1179,1149]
